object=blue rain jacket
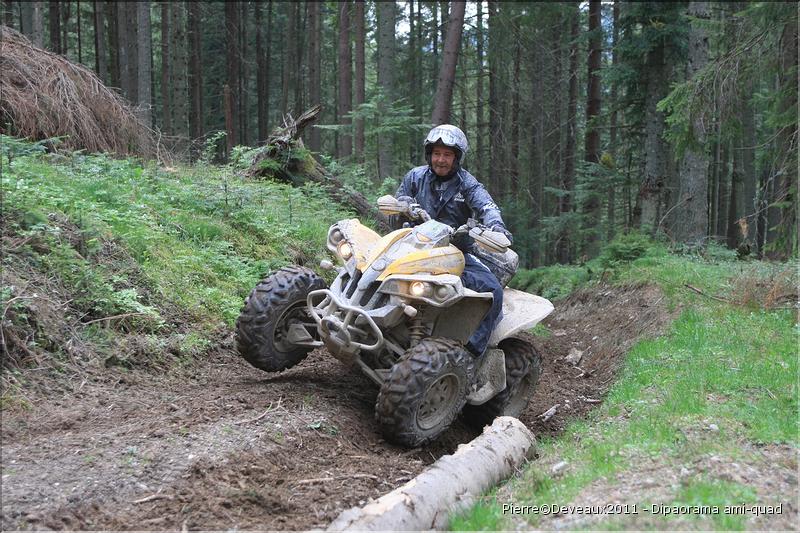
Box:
[395,166,507,230]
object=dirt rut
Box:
[1,283,670,530]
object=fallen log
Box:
[247,105,391,233]
[326,416,536,531]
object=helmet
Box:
[424,124,469,167]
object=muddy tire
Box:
[375,338,473,447]
[462,333,542,429]
[235,266,326,372]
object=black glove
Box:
[490,225,513,245]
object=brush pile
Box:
[0,26,153,157]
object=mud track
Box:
[1,283,670,530]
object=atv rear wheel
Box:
[375,338,473,447]
[462,333,542,429]
[235,266,326,372]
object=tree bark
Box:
[475,0,484,178]
[105,1,118,88]
[239,1,249,146]
[739,78,757,246]
[116,2,129,98]
[306,0,321,151]
[76,0,82,64]
[225,1,240,149]
[558,2,579,265]
[675,1,711,246]
[337,1,352,159]
[376,0,395,179]
[354,0,366,161]
[770,14,798,258]
[581,0,602,257]
[607,0,619,241]
[93,0,108,83]
[327,417,536,531]
[431,1,465,126]
[187,0,203,143]
[488,1,502,194]
[635,37,668,233]
[136,1,152,128]
[31,2,44,46]
[49,1,61,54]
[160,2,171,134]
[727,137,744,248]
[171,2,187,145]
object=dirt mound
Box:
[0,283,671,530]
[0,26,153,157]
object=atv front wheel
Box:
[376,338,473,447]
[235,266,326,372]
[462,333,542,429]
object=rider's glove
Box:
[490,224,514,245]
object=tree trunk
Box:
[354,0,366,161]
[581,0,602,257]
[675,1,711,246]
[239,1,249,146]
[510,30,520,184]
[558,2,579,265]
[716,140,730,240]
[171,2,187,145]
[76,0,82,63]
[475,0,484,178]
[21,2,34,39]
[49,1,61,54]
[635,39,668,233]
[225,1,240,149]
[607,0,619,241]
[62,0,70,57]
[376,0,395,179]
[306,1,321,151]
[770,15,798,258]
[488,1,502,194]
[136,1,152,127]
[337,1,352,159]
[160,2,171,134]
[187,0,203,143]
[105,1,118,88]
[727,137,744,248]
[4,0,14,27]
[31,2,44,46]
[93,0,108,83]
[431,1,465,126]
[116,2,129,98]
[739,80,757,246]
[327,417,536,531]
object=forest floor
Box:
[1,283,670,531]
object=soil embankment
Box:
[1,283,670,530]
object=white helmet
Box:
[424,124,469,167]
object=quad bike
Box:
[236,195,554,447]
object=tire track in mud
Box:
[1,283,671,530]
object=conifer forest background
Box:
[3,1,797,266]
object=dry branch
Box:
[0,26,154,157]
[326,417,536,531]
[247,106,391,232]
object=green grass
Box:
[1,142,357,371]
[2,148,353,328]
[452,245,798,530]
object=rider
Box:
[395,124,513,359]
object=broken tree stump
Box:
[247,105,391,233]
[326,417,536,531]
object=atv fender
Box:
[488,288,554,346]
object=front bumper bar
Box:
[307,289,385,353]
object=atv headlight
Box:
[338,241,353,260]
[409,281,431,298]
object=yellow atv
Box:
[236,196,553,447]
